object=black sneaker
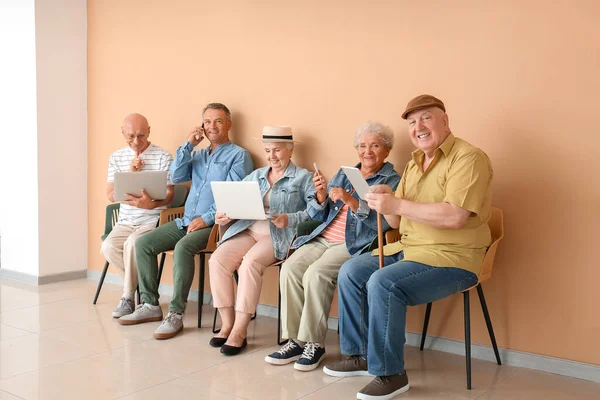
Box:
[264,340,304,365]
[294,342,326,371]
[357,373,410,400]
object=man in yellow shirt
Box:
[323,95,494,400]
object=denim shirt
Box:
[292,161,400,257]
[170,141,254,229]
[220,161,315,260]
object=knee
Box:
[280,260,303,286]
[338,258,359,287]
[123,236,136,252]
[173,238,195,260]
[134,233,154,256]
[365,270,382,293]
[302,264,327,288]
[238,256,264,277]
[100,237,117,258]
[208,249,228,274]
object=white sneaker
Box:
[118,303,163,325]
[112,297,135,318]
[153,311,184,340]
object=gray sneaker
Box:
[153,311,184,340]
[118,303,163,325]
[323,355,372,377]
[357,373,410,400]
[112,297,135,318]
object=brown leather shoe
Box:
[357,373,410,400]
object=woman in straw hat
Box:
[209,126,314,356]
[265,121,400,371]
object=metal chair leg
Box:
[198,253,206,328]
[277,265,286,345]
[464,291,472,390]
[420,302,433,351]
[93,261,110,304]
[136,285,141,305]
[477,284,501,365]
[212,308,220,334]
[157,253,166,284]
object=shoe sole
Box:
[118,316,163,325]
[153,325,183,340]
[112,311,132,318]
[264,354,301,365]
[294,357,324,371]
[356,383,410,400]
[322,365,373,377]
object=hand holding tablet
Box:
[341,166,371,200]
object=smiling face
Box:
[264,142,293,172]
[202,108,231,145]
[406,107,450,156]
[122,114,150,154]
[357,132,390,171]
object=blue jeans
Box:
[337,251,478,376]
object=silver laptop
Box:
[113,171,168,201]
[211,181,269,220]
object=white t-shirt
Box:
[107,144,173,226]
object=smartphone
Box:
[313,162,320,175]
[196,123,204,141]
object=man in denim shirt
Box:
[119,103,254,341]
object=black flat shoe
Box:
[209,336,228,348]
[220,339,247,356]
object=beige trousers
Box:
[100,222,156,295]
[280,237,351,343]
[209,230,277,314]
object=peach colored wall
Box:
[88,0,600,365]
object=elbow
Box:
[445,215,468,229]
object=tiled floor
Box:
[0,278,598,400]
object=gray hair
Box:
[286,143,294,150]
[202,103,232,122]
[353,121,395,151]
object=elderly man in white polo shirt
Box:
[101,113,174,318]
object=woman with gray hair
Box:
[265,121,401,371]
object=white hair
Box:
[353,121,395,151]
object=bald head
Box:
[123,113,149,131]
[122,113,151,154]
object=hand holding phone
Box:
[312,162,327,201]
[187,124,205,146]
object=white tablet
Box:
[341,166,371,200]
[113,171,168,201]
[211,181,269,220]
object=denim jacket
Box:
[292,161,400,257]
[220,161,315,260]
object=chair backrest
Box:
[159,206,185,226]
[101,203,120,241]
[203,224,221,253]
[478,207,505,282]
[385,229,401,244]
[170,184,189,208]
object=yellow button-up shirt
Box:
[380,133,493,276]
